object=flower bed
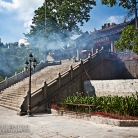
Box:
[60,92,138,119]
[92,112,138,120]
[50,104,58,110]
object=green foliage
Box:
[100,0,133,9]
[0,44,40,78]
[61,92,138,117]
[25,0,96,48]
[114,25,138,54]
[33,0,96,32]
[0,76,4,82]
[100,0,137,19]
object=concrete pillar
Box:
[43,81,47,98]
[57,72,61,88]
[5,77,8,87]
[15,72,17,81]
[91,48,94,55]
[88,53,91,67]
[70,65,73,80]
[111,41,115,53]
[76,49,80,61]
[80,60,84,72]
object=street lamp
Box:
[44,0,47,61]
[25,53,37,116]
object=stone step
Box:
[0,101,20,108]
[0,104,20,112]
[1,90,26,95]
[3,90,26,94]
[1,94,25,99]
[4,87,28,92]
[1,96,23,102]
[0,98,21,104]
[5,92,25,96]
[0,61,79,113]
[2,90,26,94]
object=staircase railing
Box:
[0,60,49,92]
[30,49,119,112]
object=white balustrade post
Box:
[91,47,94,55]
[80,59,84,72]
[15,72,17,82]
[76,49,80,61]
[96,49,99,54]
[5,77,8,88]
[101,46,104,51]
[88,53,91,66]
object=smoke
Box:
[25,29,77,62]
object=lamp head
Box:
[25,60,29,71]
[33,58,37,68]
[29,53,33,61]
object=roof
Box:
[76,19,134,47]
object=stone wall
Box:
[84,79,138,97]
[123,59,138,79]
[25,51,138,112]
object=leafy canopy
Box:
[100,0,134,9]
[25,0,96,49]
[114,25,138,54]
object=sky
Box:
[0,0,131,44]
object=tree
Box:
[101,0,134,9]
[101,0,138,53]
[101,0,138,24]
[114,25,138,54]
[25,0,96,50]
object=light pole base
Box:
[27,109,33,117]
[28,114,33,117]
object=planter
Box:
[51,109,58,115]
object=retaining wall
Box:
[84,79,138,97]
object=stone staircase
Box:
[0,60,78,113]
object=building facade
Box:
[76,19,138,60]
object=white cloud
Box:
[0,0,44,31]
[106,15,124,24]
[0,0,44,11]
[0,0,19,11]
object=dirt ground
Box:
[0,106,138,138]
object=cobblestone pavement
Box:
[0,106,138,138]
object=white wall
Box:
[84,79,138,96]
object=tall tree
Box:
[25,0,96,50]
[101,0,135,9]
[114,25,138,54]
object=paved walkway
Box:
[0,106,138,138]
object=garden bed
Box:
[92,112,138,120]
[55,92,138,121]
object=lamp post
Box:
[133,0,138,28]
[44,0,47,61]
[25,53,37,116]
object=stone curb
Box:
[51,109,138,127]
